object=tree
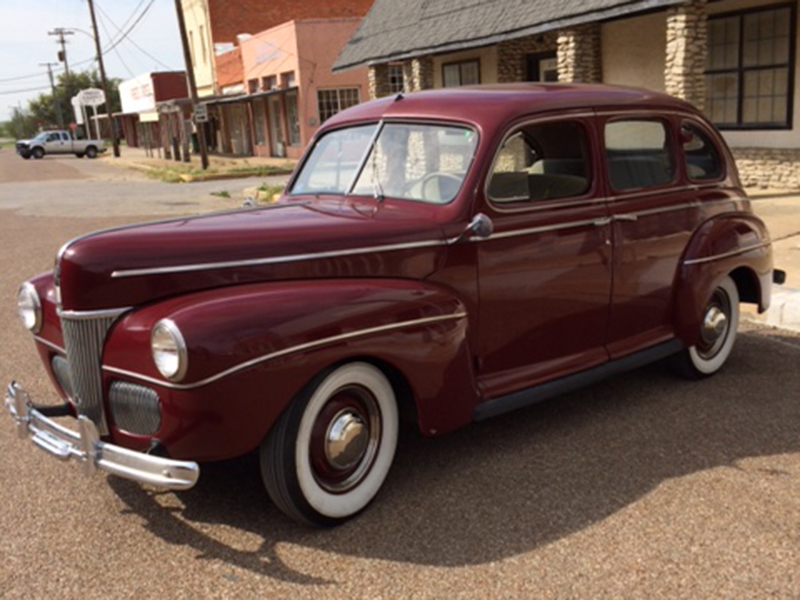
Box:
[5,107,38,140]
[27,69,121,130]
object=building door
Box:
[268,96,284,157]
[526,51,558,82]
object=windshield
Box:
[291,122,478,204]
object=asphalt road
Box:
[0,155,798,598]
[0,148,286,217]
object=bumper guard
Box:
[5,381,199,491]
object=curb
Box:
[742,287,800,332]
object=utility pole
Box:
[86,0,120,157]
[48,28,74,75]
[173,0,209,169]
[40,62,64,129]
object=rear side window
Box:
[488,121,590,204]
[605,120,675,191]
[682,121,723,181]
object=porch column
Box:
[496,33,558,83]
[368,64,391,99]
[665,0,708,111]
[557,24,602,83]
[403,57,434,91]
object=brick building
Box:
[335,0,800,189]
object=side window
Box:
[682,121,723,181]
[488,121,590,204]
[61,133,71,141]
[47,133,60,142]
[605,120,675,191]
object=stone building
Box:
[334,0,800,189]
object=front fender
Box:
[673,213,772,346]
[103,279,477,460]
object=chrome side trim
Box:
[33,336,66,354]
[103,312,468,390]
[683,241,771,266]
[110,239,448,278]
[477,217,602,242]
[57,307,132,320]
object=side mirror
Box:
[468,213,494,239]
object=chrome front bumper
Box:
[4,382,199,491]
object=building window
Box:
[262,75,277,91]
[281,72,296,89]
[387,64,404,93]
[189,31,196,67]
[248,79,259,94]
[706,4,795,129]
[254,99,267,146]
[286,91,300,146]
[442,59,480,87]
[526,52,558,82]
[318,88,361,123]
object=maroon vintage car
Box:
[7,84,782,526]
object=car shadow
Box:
[107,331,800,583]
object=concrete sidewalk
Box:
[746,188,800,331]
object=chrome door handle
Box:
[592,217,612,226]
[615,214,638,222]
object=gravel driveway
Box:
[0,151,798,598]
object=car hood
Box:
[57,198,450,311]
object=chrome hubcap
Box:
[325,410,369,470]
[702,305,728,344]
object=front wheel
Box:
[32,147,44,159]
[671,275,739,379]
[260,362,399,526]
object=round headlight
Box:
[151,319,188,381]
[17,283,42,333]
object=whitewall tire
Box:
[672,275,740,379]
[261,362,399,526]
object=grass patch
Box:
[140,161,293,183]
[257,183,285,203]
[211,190,231,198]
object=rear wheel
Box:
[260,362,399,526]
[671,275,739,379]
[75,152,85,159]
[85,146,98,159]
[32,147,44,159]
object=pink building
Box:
[235,18,369,159]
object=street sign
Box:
[76,88,106,107]
[194,103,209,123]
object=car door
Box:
[43,133,62,153]
[476,115,613,399]
[600,113,706,358]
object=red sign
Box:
[69,122,77,131]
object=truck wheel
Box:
[32,147,44,159]
[260,362,399,527]
[85,146,98,159]
[20,152,31,160]
[671,275,739,379]
[75,153,85,159]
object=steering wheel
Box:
[420,172,463,201]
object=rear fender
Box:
[673,213,772,346]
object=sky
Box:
[0,0,185,121]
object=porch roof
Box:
[333,0,683,72]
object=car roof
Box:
[323,83,698,131]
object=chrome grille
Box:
[109,381,161,435]
[59,310,125,435]
[51,355,74,399]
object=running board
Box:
[473,340,683,421]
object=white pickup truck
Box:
[15,130,106,159]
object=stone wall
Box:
[665,0,707,111]
[732,148,800,190]
[368,64,390,99]
[496,33,557,83]
[403,57,434,91]
[557,24,602,83]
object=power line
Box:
[0,71,51,84]
[95,5,135,78]
[95,1,175,71]
[0,85,52,96]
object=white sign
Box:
[71,96,85,124]
[119,73,155,114]
[194,104,208,123]
[77,88,106,107]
